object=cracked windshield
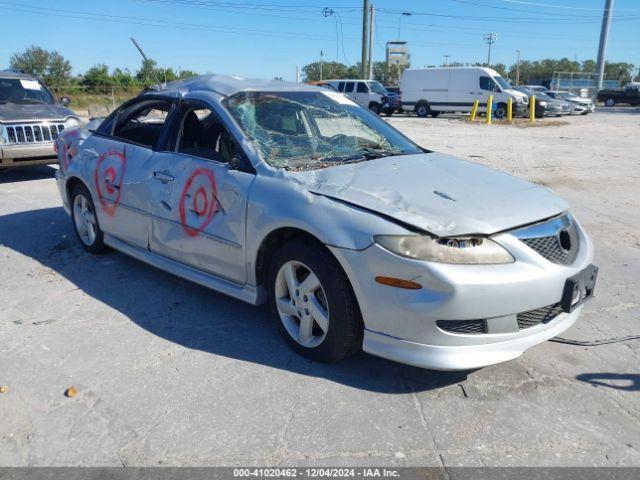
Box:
[224,91,422,170]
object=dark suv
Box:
[0,70,80,168]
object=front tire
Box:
[605,98,615,107]
[415,102,430,118]
[494,103,507,119]
[368,102,381,115]
[268,240,362,363]
[71,184,107,254]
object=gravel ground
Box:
[1,108,639,467]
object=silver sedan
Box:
[55,75,597,371]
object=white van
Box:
[400,67,528,118]
[326,79,388,114]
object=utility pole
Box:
[596,0,614,91]
[368,4,375,80]
[320,50,324,81]
[443,55,450,67]
[515,49,521,86]
[484,33,497,66]
[296,65,300,83]
[130,37,161,85]
[361,0,370,79]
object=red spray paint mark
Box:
[94,150,127,217]
[58,129,80,171]
[179,168,218,237]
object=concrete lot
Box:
[1,109,639,467]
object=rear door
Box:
[147,99,255,284]
[84,96,176,249]
[343,81,357,103]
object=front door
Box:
[147,102,255,284]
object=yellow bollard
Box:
[486,95,493,125]
[529,95,536,122]
[507,97,513,122]
[469,99,479,122]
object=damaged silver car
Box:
[55,75,597,371]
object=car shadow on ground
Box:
[0,206,470,393]
[576,373,640,392]
[0,165,56,184]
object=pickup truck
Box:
[597,83,640,107]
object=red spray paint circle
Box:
[94,150,127,217]
[58,129,80,171]
[179,168,218,237]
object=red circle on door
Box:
[179,168,218,237]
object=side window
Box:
[479,76,499,92]
[344,82,355,93]
[357,82,368,93]
[176,105,241,164]
[338,82,345,92]
[112,99,173,148]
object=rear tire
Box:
[71,184,107,254]
[268,239,363,363]
[605,98,615,107]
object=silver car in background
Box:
[55,75,597,371]
[545,90,595,115]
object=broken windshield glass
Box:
[223,91,422,170]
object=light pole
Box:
[515,49,521,86]
[361,0,370,79]
[443,55,450,67]
[484,33,497,66]
[397,12,412,40]
[320,50,324,81]
[596,0,614,91]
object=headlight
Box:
[539,101,548,106]
[374,235,514,264]
[64,117,80,129]
[0,124,6,144]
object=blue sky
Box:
[1,0,638,81]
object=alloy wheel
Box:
[73,193,97,246]
[274,260,330,348]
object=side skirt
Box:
[104,234,264,306]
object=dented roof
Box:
[157,74,321,97]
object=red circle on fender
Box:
[94,150,127,217]
[179,168,218,237]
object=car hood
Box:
[288,153,567,237]
[0,103,76,123]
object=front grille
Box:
[515,214,580,265]
[517,303,563,330]
[5,123,65,145]
[437,319,486,334]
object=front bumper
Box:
[329,219,594,370]
[0,142,57,167]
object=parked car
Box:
[520,85,547,93]
[382,86,402,116]
[545,90,595,115]
[325,79,388,114]
[597,83,640,107]
[400,67,528,119]
[0,70,81,168]
[514,87,570,117]
[55,74,596,371]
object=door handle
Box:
[104,177,120,190]
[153,170,174,183]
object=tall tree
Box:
[9,46,72,85]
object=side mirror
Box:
[228,153,243,171]
[60,96,71,107]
